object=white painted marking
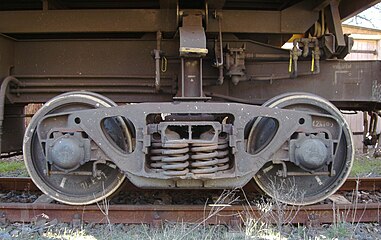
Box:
[208,204,231,207]
[60,177,67,188]
[334,70,349,85]
[108,164,116,169]
[315,176,323,185]
[262,165,274,173]
[80,182,86,189]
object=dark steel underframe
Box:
[0,7,318,34]
[0,32,378,109]
[6,60,381,110]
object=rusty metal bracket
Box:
[152,212,163,229]
[175,11,210,100]
[72,213,82,228]
[325,0,346,50]
[153,31,163,91]
[225,44,247,85]
[214,12,224,85]
[228,215,242,232]
[0,211,7,225]
[179,12,208,57]
[307,212,321,227]
[0,76,22,155]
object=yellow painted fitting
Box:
[161,56,167,73]
[311,52,315,72]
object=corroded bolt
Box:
[151,212,162,229]
[0,211,7,224]
[72,213,82,228]
[229,215,241,232]
[307,213,320,227]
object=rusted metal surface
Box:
[23,96,352,204]
[0,201,379,225]
[0,177,39,192]
[1,177,380,193]
[0,0,305,11]
[0,5,317,34]
[1,104,25,153]
[340,177,381,191]
[1,0,378,34]
[0,177,380,224]
[0,76,23,153]
[1,38,379,110]
[231,60,381,110]
[293,203,381,224]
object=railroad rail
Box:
[1,177,380,192]
[0,177,380,226]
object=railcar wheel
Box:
[23,91,132,205]
[248,93,353,205]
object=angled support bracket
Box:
[175,11,210,100]
[325,0,345,48]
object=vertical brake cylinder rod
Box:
[153,31,162,91]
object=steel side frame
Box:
[30,100,319,188]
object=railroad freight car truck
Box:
[0,0,380,205]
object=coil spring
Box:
[149,141,165,170]
[190,137,230,174]
[149,140,190,176]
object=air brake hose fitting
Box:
[290,39,302,77]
